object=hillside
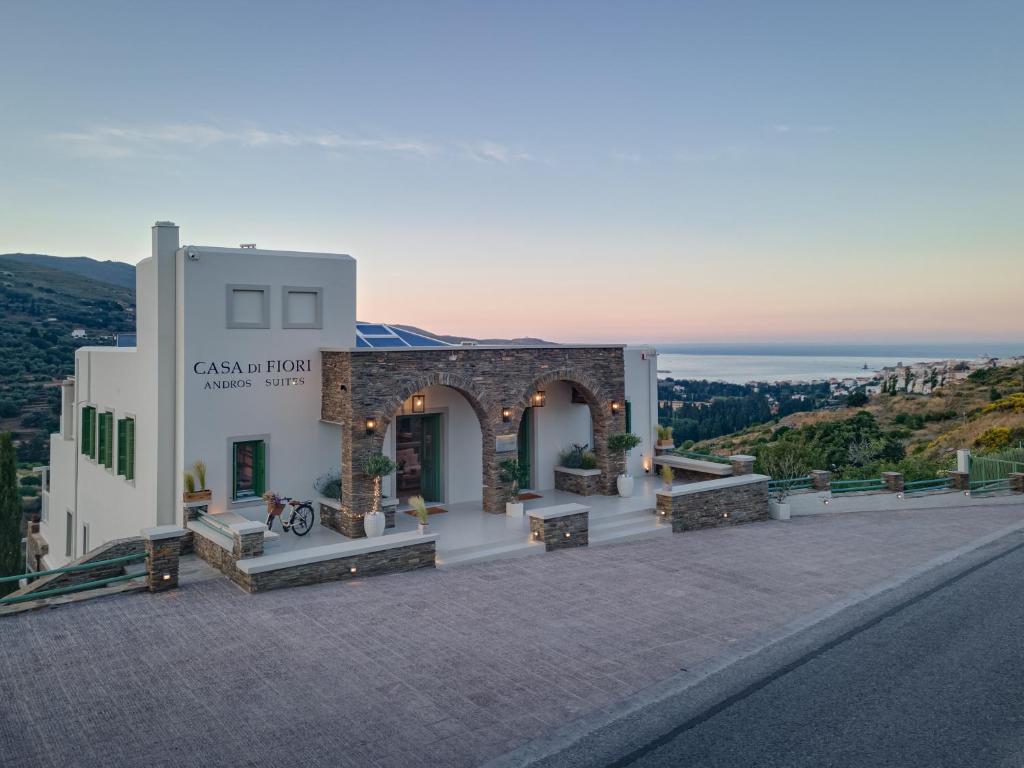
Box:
[1,253,137,289]
[0,257,136,461]
[689,363,1024,473]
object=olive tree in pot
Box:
[500,458,524,517]
[607,432,643,497]
[362,453,397,537]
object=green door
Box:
[420,413,442,502]
[517,408,532,489]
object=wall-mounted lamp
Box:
[501,406,512,423]
[610,400,621,414]
[643,457,652,474]
[411,394,426,413]
[349,566,357,574]
[532,390,546,407]
[365,417,377,436]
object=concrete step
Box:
[588,519,671,546]
[436,539,545,569]
[588,507,657,528]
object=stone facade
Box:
[142,527,188,592]
[657,476,770,533]
[321,346,627,525]
[729,455,755,475]
[245,541,436,592]
[528,508,589,551]
[553,467,602,496]
[191,532,251,591]
[1010,473,1024,494]
[810,470,832,491]
[949,471,970,491]
[320,499,396,539]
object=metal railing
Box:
[901,477,952,494]
[671,449,732,465]
[0,552,148,605]
[767,476,813,493]
[830,478,886,494]
[968,478,1013,495]
[969,448,1024,484]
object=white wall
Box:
[179,247,355,515]
[532,380,593,490]
[624,346,658,477]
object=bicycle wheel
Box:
[290,503,315,536]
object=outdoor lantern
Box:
[365,417,377,436]
[501,406,512,423]
[532,390,546,407]
[610,400,621,414]
[411,394,426,413]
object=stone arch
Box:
[376,371,492,437]
[514,367,624,495]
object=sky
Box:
[1,0,1022,344]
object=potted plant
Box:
[660,462,674,489]
[182,459,211,502]
[608,432,643,497]
[363,453,397,537]
[500,458,524,516]
[313,471,342,501]
[409,495,430,534]
[757,441,812,521]
[656,424,674,449]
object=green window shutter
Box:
[232,443,239,499]
[81,406,95,457]
[106,414,114,468]
[625,400,632,433]
[125,418,135,481]
[97,413,108,467]
[117,418,126,475]
[254,441,266,496]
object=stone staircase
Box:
[587,504,669,546]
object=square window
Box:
[282,286,323,329]
[226,285,270,329]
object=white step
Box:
[588,507,656,528]
[437,540,545,568]
[588,519,671,546]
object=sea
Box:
[653,343,1024,384]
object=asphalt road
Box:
[612,542,1024,768]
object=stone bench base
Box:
[320,498,397,538]
[528,503,589,550]
[554,467,602,496]
[656,475,770,533]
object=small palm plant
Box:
[192,459,207,490]
[409,495,430,533]
[660,462,674,488]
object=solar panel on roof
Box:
[391,328,448,347]
[356,323,393,336]
[355,336,371,347]
[361,336,409,348]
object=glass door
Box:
[517,408,532,489]
[395,414,443,503]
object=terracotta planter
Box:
[183,490,212,503]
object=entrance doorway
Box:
[395,413,441,503]
[517,408,533,489]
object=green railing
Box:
[672,449,732,465]
[969,447,1024,484]
[902,477,952,494]
[767,476,813,493]
[969,478,1013,495]
[0,552,148,605]
[830,478,886,494]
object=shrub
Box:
[975,427,1012,452]
[982,393,1024,415]
[846,392,869,407]
[313,471,342,500]
[558,444,597,469]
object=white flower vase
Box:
[363,511,386,538]
[617,474,635,498]
[417,522,429,535]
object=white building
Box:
[39,222,658,567]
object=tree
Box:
[0,433,24,597]
[846,391,869,407]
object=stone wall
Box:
[657,475,770,533]
[528,509,589,551]
[9,537,146,600]
[322,346,627,524]
[245,541,436,592]
[554,467,602,496]
[191,532,251,591]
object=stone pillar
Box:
[230,521,266,559]
[881,472,904,493]
[729,455,755,476]
[1009,473,1024,493]
[482,419,507,514]
[141,525,188,592]
[810,470,832,491]
[528,505,589,550]
[948,471,970,491]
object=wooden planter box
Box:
[183,490,212,503]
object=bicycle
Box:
[266,497,316,536]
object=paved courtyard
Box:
[2,503,1023,768]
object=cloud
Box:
[48,123,538,167]
[462,140,532,165]
[770,123,835,135]
[48,123,444,159]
